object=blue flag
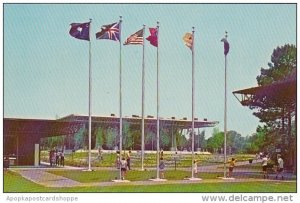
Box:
[221,38,229,55]
[96,22,120,41]
[69,22,90,41]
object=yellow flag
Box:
[183,33,193,50]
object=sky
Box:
[3,3,296,138]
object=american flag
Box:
[96,22,120,41]
[124,28,144,45]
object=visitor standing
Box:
[276,154,284,180]
[159,157,165,179]
[126,150,131,170]
[120,157,127,180]
[262,155,270,179]
[193,159,200,176]
[228,158,236,178]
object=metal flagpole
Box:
[223,31,228,178]
[191,27,195,179]
[156,21,160,179]
[119,16,123,180]
[141,25,146,171]
[88,18,92,171]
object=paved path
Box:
[10,168,82,188]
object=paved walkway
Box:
[11,169,82,188]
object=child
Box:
[228,158,236,178]
[193,160,200,175]
[120,157,127,180]
[262,155,270,179]
[97,146,103,160]
[159,157,165,179]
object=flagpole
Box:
[191,26,195,179]
[141,25,146,171]
[88,18,92,172]
[119,16,123,180]
[156,21,160,179]
[223,31,228,178]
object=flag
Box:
[183,33,193,50]
[146,28,158,47]
[124,28,144,45]
[221,38,230,55]
[69,22,90,41]
[96,22,120,41]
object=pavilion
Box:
[4,114,218,166]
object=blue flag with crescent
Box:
[221,38,229,55]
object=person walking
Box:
[49,150,53,166]
[159,157,165,179]
[126,150,131,170]
[120,157,127,180]
[262,154,270,179]
[55,148,59,166]
[60,150,65,167]
[228,158,236,178]
[193,159,200,176]
[97,146,103,161]
[160,149,164,159]
[276,154,284,180]
[115,151,120,169]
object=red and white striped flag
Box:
[124,28,144,45]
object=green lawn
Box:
[40,151,255,168]
[47,169,223,182]
[4,170,296,193]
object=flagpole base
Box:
[149,178,167,182]
[112,179,130,183]
[220,177,235,180]
[184,177,202,181]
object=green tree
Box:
[251,44,296,165]
[74,127,85,150]
[257,44,296,86]
[160,129,171,150]
[207,128,224,152]
[106,128,117,149]
[95,127,104,148]
[253,44,296,124]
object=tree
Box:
[175,131,187,151]
[197,130,207,150]
[74,127,85,150]
[257,44,296,86]
[95,127,104,148]
[207,128,224,153]
[227,131,246,153]
[106,128,117,150]
[254,44,296,124]
[252,44,296,165]
[160,129,171,150]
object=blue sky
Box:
[3,3,296,137]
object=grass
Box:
[40,150,255,168]
[47,169,224,182]
[4,170,296,193]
